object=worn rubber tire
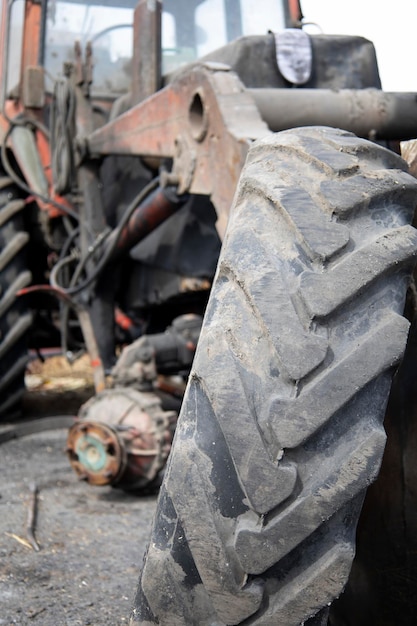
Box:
[0,177,32,419]
[131,127,417,626]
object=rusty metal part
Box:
[67,388,177,491]
[67,420,127,486]
[401,138,417,178]
[76,161,113,374]
[106,186,187,260]
[112,336,158,390]
[0,0,42,109]
[288,0,303,26]
[77,308,106,393]
[249,88,417,140]
[132,0,161,104]
[21,2,42,84]
[87,64,417,236]
[87,64,270,237]
[22,66,45,109]
[26,482,40,552]
[112,314,201,388]
[60,66,112,380]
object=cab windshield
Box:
[44,0,286,97]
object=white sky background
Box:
[301,0,417,91]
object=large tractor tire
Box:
[130,127,417,626]
[0,177,32,419]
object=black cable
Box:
[62,214,77,238]
[61,226,80,261]
[50,176,160,296]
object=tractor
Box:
[1,0,417,624]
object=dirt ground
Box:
[0,357,158,626]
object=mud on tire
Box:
[0,177,32,418]
[131,127,417,625]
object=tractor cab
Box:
[4,0,292,103]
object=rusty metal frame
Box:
[87,63,270,236]
[21,0,42,70]
[131,0,162,105]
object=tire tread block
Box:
[0,199,25,228]
[0,270,32,318]
[196,331,298,513]
[240,173,350,260]
[299,225,417,318]
[0,312,33,361]
[0,353,29,393]
[141,544,213,626]
[165,421,263,624]
[269,313,409,448]
[221,229,328,381]
[0,231,29,272]
[235,424,385,574]
[320,170,417,217]
[250,130,361,176]
[0,387,25,417]
[247,543,353,626]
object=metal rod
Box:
[132,0,162,105]
[26,482,40,552]
[106,186,186,260]
[77,308,106,393]
[249,88,417,140]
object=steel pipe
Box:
[249,89,417,140]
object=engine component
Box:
[66,387,176,492]
[112,314,202,387]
